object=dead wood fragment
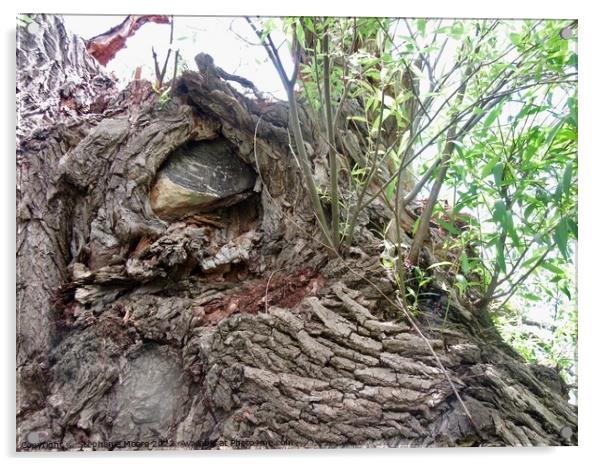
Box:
[86,15,171,66]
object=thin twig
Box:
[170,50,179,97]
[264,269,280,313]
[322,26,340,250]
[344,34,398,248]
[247,17,336,251]
[407,38,474,265]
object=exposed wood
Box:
[86,15,171,66]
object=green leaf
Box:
[541,261,565,276]
[506,211,520,247]
[522,292,541,302]
[438,219,460,235]
[304,17,315,33]
[561,160,573,196]
[492,162,505,188]
[522,250,545,268]
[493,199,507,228]
[481,156,499,178]
[295,22,306,48]
[523,202,538,222]
[450,22,464,39]
[347,115,368,124]
[483,107,501,130]
[17,14,34,26]
[554,218,570,260]
[509,32,522,46]
[417,18,426,36]
[454,274,468,295]
[386,183,395,201]
[546,118,565,147]
[560,285,572,300]
[412,218,420,236]
[460,251,471,276]
[567,96,577,128]
[567,218,578,238]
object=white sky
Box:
[63,15,293,99]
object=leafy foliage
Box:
[249,17,577,384]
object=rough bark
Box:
[16,15,577,450]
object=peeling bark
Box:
[16,15,576,450]
[85,15,171,66]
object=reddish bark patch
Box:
[130,236,154,258]
[86,15,171,66]
[197,268,324,326]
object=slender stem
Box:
[158,17,175,86]
[344,40,396,248]
[287,89,336,250]
[247,18,336,251]
[333,18,357,129]
[491,246,552,303]
[407,41,473,266]
[404,157,441,205]
[170,50,179,97]
[477,230,507,308]
[322,26,340,250]
[406,124,458,266]
[152,47,161,85]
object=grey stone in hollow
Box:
[150,138,256,219]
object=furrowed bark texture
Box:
[16,15,577,450]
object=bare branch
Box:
[247,17,336,251]
[170,50,179,97]
[406,38,474,266]
[403,157,441,204]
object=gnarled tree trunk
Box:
[16,15,577,450]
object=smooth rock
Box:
[150,139,256,219]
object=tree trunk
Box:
[16,15,577,450]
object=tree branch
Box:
[247,17,336,251]
[406,40,474,266]
[322,25,340,250]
